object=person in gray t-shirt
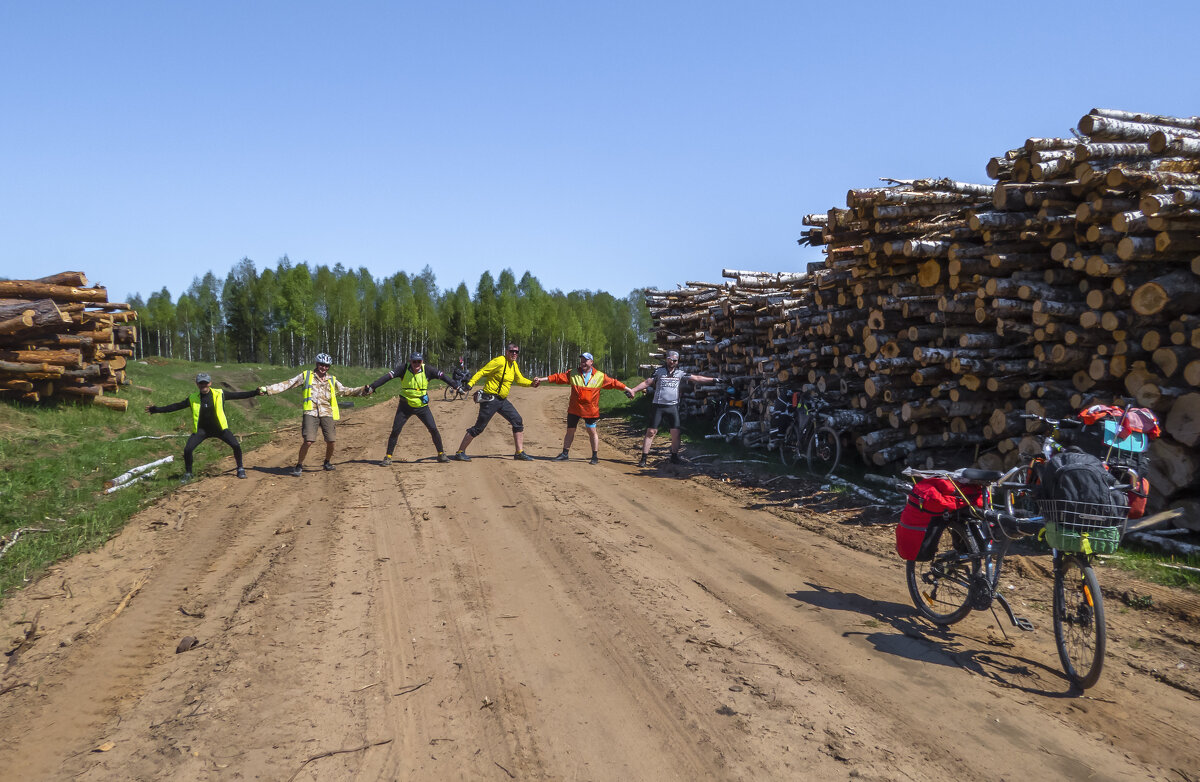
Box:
[627,350,719,467]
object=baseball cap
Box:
[195,373,212,384]
[580,352,593,361]
[409,352,423,361]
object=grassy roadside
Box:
[0,358,402,602]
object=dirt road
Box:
[2,387,1198,780]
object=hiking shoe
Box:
[552,452,570,461]
[637,455,647,468]
[323,462,335,471]
[514,451,534,461]
[669,452,683,465]
[291,465,303,477]
[589,454,599,465]
[180,472,193,483]
[453,451,471,462]
[236,468,247,479]
[436,453,450,463]
[381,456,393,467]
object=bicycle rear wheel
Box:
[443,386,455,401]
[779,423,802,467]
[716,410,744,438]
[1053,553,1106,689]
[806,426,841,476]
[906,522,978,625]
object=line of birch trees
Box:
[128,256,654,378]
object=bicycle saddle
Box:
[958,468,1003,483]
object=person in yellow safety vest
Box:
[534,352,634,465]
[259,353,371,476]
[369,352,465,465]
[146,372,264,482]
[453,343,541,461]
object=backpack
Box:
[897,478,981,561]
[1034,450,1127,528]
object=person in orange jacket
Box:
[535,352,634,464]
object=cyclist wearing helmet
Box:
[369,352,464,465]
[146,372,264,481]
[627,350,719,467]
[260,353,371,476]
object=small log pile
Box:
[647,107,1200,521]
[0,272,137,411]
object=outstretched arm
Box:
[628,377,655,395]
[146,398,189,414]
[260,372,307,396]
[686,374,719,384]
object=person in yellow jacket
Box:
[146,372,264,482]
[453,343,541,461]
[369,352,464,465]
[260,353,371,476]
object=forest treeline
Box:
[126,256,655,377]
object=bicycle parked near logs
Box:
[772,390,841,476]
[898,405,1155,690]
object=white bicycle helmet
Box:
[315,353,333,365]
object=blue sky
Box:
[2,1,1198,303]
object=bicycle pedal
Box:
[1012,616,1034,632]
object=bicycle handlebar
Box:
[1019,413,1083,430]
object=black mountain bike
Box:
[776,392,841,476]
[902,417,1136,690]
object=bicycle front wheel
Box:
[779,423,802,468]
[906,522,978,625]
[443,386,455,401]
[806,426,841,476]
[716,410,744,438]
[1053,553,1106,689]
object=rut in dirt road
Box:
[0,387,1197,781]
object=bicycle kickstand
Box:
[994,594,1034,632]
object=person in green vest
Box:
[145,372,264,482]
[368,353,464,465]
[260,353,371,476]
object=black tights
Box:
[387,401,444,455]
[183,428,243,472]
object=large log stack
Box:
[0,272,137,411]
[647,108,1200,521]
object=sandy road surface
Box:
[1,387,1198,780]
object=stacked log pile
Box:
[646,108,1200,522]
[0,272,137,411]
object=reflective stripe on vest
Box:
[569,370,605,389]
[302,371,340,420]
[189,388,228,432]
[400,366,429,407]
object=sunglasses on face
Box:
[507,349,519,354]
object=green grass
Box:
[0,358,400,602]
[1103,548,1200,590]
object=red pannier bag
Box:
[896,477,982,561]
[1127,476,1151,519]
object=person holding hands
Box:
[259,353,371,476]
[145,372,263,481]
[454,343,540,461]
[627,350,720,467]
[535,351,633,465]
[369,352,463,465]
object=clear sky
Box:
[2,1,1198,303]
